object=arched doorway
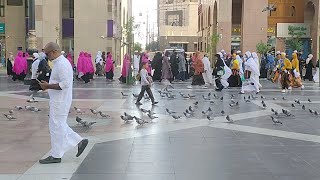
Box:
[304,1,315,61]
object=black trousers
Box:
[136,85,155,103]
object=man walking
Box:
[39,42,88,164]
[202,54,213,88]
[178,53,186,81]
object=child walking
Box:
[135,62,158,106]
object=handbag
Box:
[217,70,224,76]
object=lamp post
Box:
[24,0,37,85]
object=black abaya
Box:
[6,59,13,76]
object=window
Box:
[108,0,112,12]
[165,11,183,26]
[69,0,74,18]
[0,0,4,17]
[25,0,29,17]
[7,0,23,6]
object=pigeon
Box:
[261,100,265,104]
[134,116,148,126]
[193,101,199,106]
[231,94,235,99]
[282,97,287,100]
[183,112,192,118]
[226,115,233,123]
[245,100,251,103]
[221,110,225,114]
[210,101,215,105]
[121,115,133,122]
[248,96,251,99]
[140,108,150,114]
[15,106,23,110]
[213,94,218,98]
[76,116,83,124]
[147,113,158,120]
[315,111,319,116]
[166,108,176,115]
[274,111,279,116]
[294,99,299,103]
[282,109,293,117]
[262,103,267,108]
[202,95,210,101]
[208,93,211,97]
[261,96,266,99]
[179,92,185,97]
[133,94,139,98]
[188,94,196,98]
[30,107,41,112]
[271,116,282,125]
[182,94,190,99]
[121,92,128,97]
[309,109,315,114]
[262,3,276,12]
[98,111,111,118]
[229,103,235,107]
[9,110,14,114]
[244,96,246,100]
[4,114,16,120]
[308,98,312,103]
[271,108,275,113]
[81,121,97,128]
[302,105,306,110]
[188,106,195,113]
[296,100,301,105]
[291,104,295,108]
[160,93,166,98]
[124,112,134,120]
[166,93,176,99]
[90,109,98,115]
[273,98,278,100]
[144,94,150,100]
[74,107,85,114]
[27,94,39,103]
[207,115,214,121]
[186,109,194,115]
[220,97,224,101]
[172,115,182,120]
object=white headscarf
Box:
[38,52,46,61]
[306,54,313,64]
[236,55,243,74]
[95,51,103,64]
[244,51,260,76]
[33,53,39,59]
[252,52,259,66]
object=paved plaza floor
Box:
[1,71,320,180]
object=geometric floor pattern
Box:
[1,70,320,180]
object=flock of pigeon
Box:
[3,94,111,129]
[119,86,319,127]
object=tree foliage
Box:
[256,41,270,56]
[134,42,142,52]
[206,34,220,54]
[286,25,304,51]
[146,41,159,52]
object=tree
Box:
[206,34,220,54]
[256,41,270,56]
[134,42,142,52]
[146,41,159,52]
[286,25,304,51]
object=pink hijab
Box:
[87,53,94,73]
[121,54,130,77]
[67,53,74,67]
[105,53,114,72]
[142,53,151,74]
[77,52,85,73]
[12,52,27,75]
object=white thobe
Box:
[202,57,213,85]
[31,59,40,79]
[221,58,232,88]
[241,58,260,93]
[133,55,140,75]
[48,55,83,158]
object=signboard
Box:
[0,23,5,34]
[277,23,311,38]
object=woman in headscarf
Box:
[88,53,95,80]
[141,53,152,76]
[151,52,163,81]
[252,52,262,89]
[95,51,104,76]
[304,54,314,81]
[12,51,27,81]
[228,53,241,87]
[191,51,205,86]
[214,52,225,91]
[67,53,74,68]
[119,54,131,83]
[105,52,115,81]
[77,52,86,82]
[280,52,292,93]
[240,51,260,94]
[6,52,14,76]
[290,53,304,89]
[161,51,173,84]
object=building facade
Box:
[199,0,320,61]
[158,0,199,52]
[0,0,132,65]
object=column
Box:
[24,0,37,85]
[241,0,268,52]
[216,0,232,52]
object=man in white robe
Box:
[202,54,213,87]
[133,51,140,77]
[252,52,262,89]
[39,42,88,164]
